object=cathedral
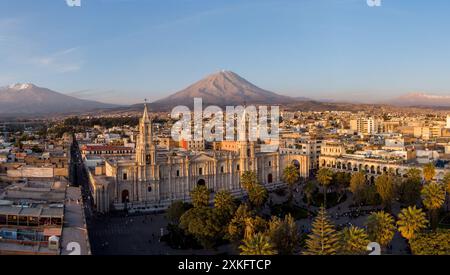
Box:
[88,105,309,213]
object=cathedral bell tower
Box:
[136,103,157,182]
[238,106,256,173]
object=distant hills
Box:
[0,83,117,115]
[386,92,450,108]
[2,74,449,117]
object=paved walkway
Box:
[89,213,235,255]
[61,186,91,255]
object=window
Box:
[268,161,271,167]
[176,170,180,177]
[220,166,224,173]
[237,164,240,171]
[123,173,128,180]
[199,167,203,175]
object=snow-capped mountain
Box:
[0,83,117,115]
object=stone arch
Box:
[121,189,129,203]
[197,178,206,186]
[347,162,352,171]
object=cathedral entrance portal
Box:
[121,190,130,203]
[197,179,206,186]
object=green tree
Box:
[267,214,299,255]
[423,163,436,183]
[334,172,351,202]
[179,207,222,248]
[248,183,268,210]
[241,171,258,192]
[421,182,446,230]
[283,165,300,204]
[444,172,450,194]
[350,172,367,204]
[375,174,395,210]
[214,190,236,219]
[339,226,370,255]
[409,230,450,255]
[396,206,428,240]
[406,168,422,183]
[363,184,380,206]
[398,169,422,206]
[244,216,267,240]
[190,185,210,208]
[317,168,334,207]
[239,233,276,255]
[303,207,340,255]
[366,211,396,249]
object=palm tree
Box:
[267,214,299,255]
[317,168,334,207]
[243,216,267,240]
[304,207,340,255]
[421,182,446,230]
[283,165,300,204]
[248,183,268,210]
[406,168,422,182]
[241,171,258,192]
[190,185,210,208]
[214,190,236,217]
[239,233,276,255]
[339,226,370,255]
[375,174,395,211]
[366,211,396,249]
[396,206,428,240]
[423,163,436,183]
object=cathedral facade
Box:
[88,105,310,213]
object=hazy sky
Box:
[1,0,450,104]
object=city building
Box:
[86,105,310,213]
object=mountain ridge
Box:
[0,83,118,115]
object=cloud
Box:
[31,47,84,73]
